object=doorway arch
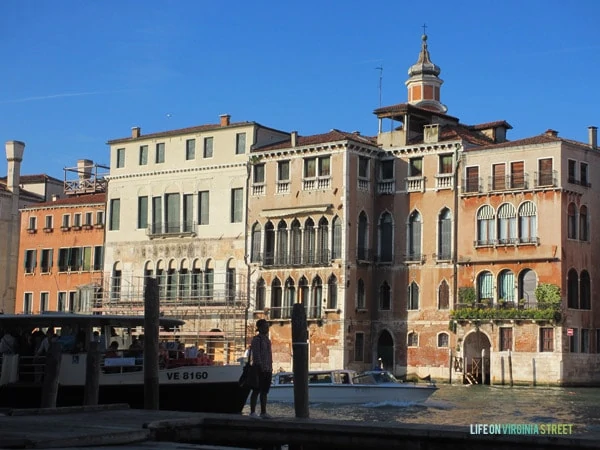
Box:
[376,330,394,371]
[463,330,491,384]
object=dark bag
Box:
[239,363,260,389]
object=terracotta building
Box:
[15,160,107,314]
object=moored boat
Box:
[0,313,249,413]
[268,369,437,404]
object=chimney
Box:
[291,131,298,147]
[77,159,94,180]
[220,114,231,127]
[51,194,59,202]
[131,127,141,138]
[5,141,25,194]
[588,126,597,150]
[545,129,559,137]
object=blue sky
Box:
[0,1,598,179]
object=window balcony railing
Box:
[405,176,425,193]
[404,252,425,263]
[534,170,557,188]
[276,181,290,194]
[433,252,452,261]
[269,305,293,320]
[377,180,395,195]
[357,247,375,263]
[251,184,265,196]
[357,179,369,192]
[375,254,394,264]
[488,173,529,191]
[261,250,331,268]
[567,175,591,188]
[147,221,196,237]
[434,173,454,190]
[462,177,482,194]
[474,237,539,247]
[303,177,331,191]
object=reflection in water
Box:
[245,385,600,434]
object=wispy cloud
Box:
[0,89,134,104]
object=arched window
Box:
[407,281,419,310]
[379,212,393,262]
[327,275,338,310]
[579,205,588,242]
[317,217,329,264]
[407,332,418,347]
[518,201,537,244]
[225,260,236,303]
[580,270,591,309]
[357,279,366,310]
[518,269,536,304]
[497,269,515,302]
[568,203,577,239]
[408,210,421,260]
[304,218,315,264]
[111,263,122,301]
[166,259,177,300]
[438,208,451,260]
[310,277,323,318]
[477,271,494,302]
[298,276,309,305]
[284,277,295,318]
[277,220,288,265]
[271,278,282,319]
[251,222,262,262]
[567,269,578,309]
[331,216,342,259]
[438,280,450,310]
[497,203,517,244]
[437,333,449,348]
[203,260,214,300]
[477,205,495,245]
[357,212,368,260]
[179,260,190,300]
[379,281,391,310]
[255,278,266,311]
[290,220,302,265]
[264,221,275,265]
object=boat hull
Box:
[268,383,437,404]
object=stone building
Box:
[100,115,288,362]
[15,160,107,314]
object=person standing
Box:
[249,319,273,418]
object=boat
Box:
[0,313,249,413]
[268,369,438,404]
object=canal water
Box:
[243,384,600,434]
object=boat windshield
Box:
[352,371,399,385]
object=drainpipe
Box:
[452,143,463,309]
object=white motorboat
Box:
[0,313,248,413]
[268,369,438,404]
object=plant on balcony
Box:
[450,306,561,323]
[534,283,561,309]
[458,286,476,305]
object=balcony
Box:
[451,301,561,323]
[567,175,591,188]
[303,177,330,191]
[488,173,529,192]
[474,237,539,248]
[434,173,454,190]
[534,170,558,188]
[251,184,265,196]
[462,177,482,194]
[433,252,452,262]
[357,178,369,192]
[261,250,331,268]
[147,221,197,238]
[405,176,424,193]
[404,252,425,264]
[377,180,395,195]
[357,247,375,263]
[276,181,290,194]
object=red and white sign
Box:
[567,328,574,336]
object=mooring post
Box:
[83,340,100,405]
[481,348,486,385]
[448,349,452,384]
[291,303,309,419]
[508,349,514,387]
[144,277,160,410]
[40,342,62,408]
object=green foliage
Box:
[450,307,561,322]
[535,283,562,308]
[458,287,476,304]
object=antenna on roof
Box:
[375,66,383,107]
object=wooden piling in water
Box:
[144,277,160,410]
[291,303,309,419]
[84,341,100,405]
[508,349,514,387]
[448,349,452,384]
[40,342,62,408]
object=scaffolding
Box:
[91,273,249,364]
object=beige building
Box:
[100,115,288,362]
[0,141,63,313]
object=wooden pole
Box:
[144,277,160,410]
[40,342,62,408]
[481,348,486,385]
[508,349,514,387]
[84,341,100,405]
[291,303,309,419]
[448,349,452,384]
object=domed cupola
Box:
[405,33,447,113]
